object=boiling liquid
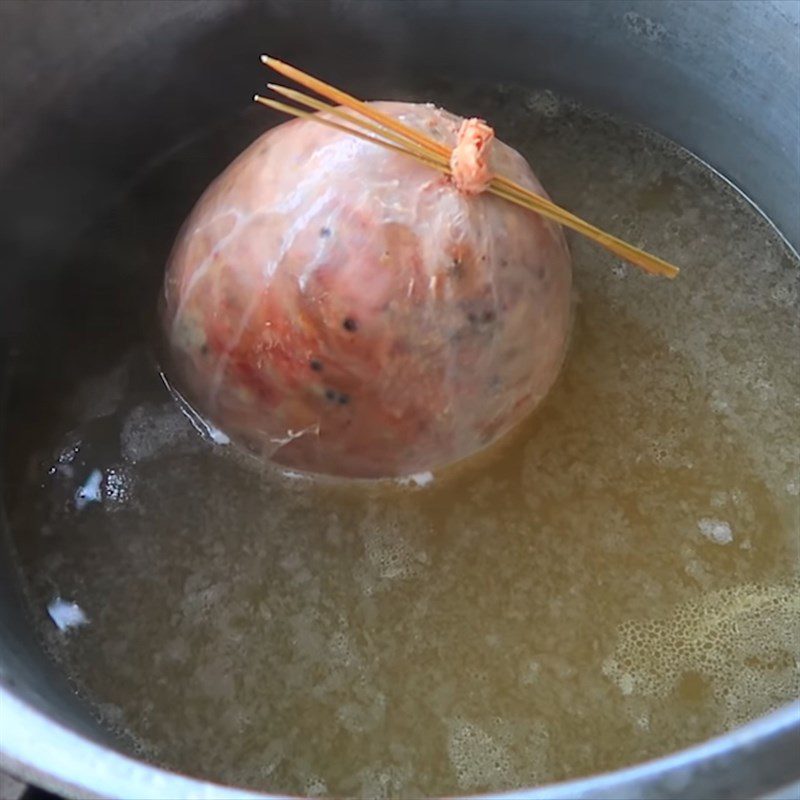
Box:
[4,85,799,797]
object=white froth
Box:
[75,469,103,510]
[697,518,734,545]
[396,471,435,488]
[47,597,89,632]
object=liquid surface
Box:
[4,84,800,798]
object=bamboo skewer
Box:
[253,95,445,173]
[261,56,448,160]
[258,55,680,279]
[267,84,447,166]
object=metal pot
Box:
[1,1,798,797]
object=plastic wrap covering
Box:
[162,102,572,478]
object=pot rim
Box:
[1,688,798,799]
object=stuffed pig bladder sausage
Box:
[162,59,678,479]
[163,100,571,478]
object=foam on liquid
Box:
[4,83,799,797]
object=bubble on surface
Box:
[604,581,800,728]
[56,441,80,466]
[48,438,81,480]
[104,466,133,508]
[359,507,429,583]
[447,719,514,792]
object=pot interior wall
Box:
[0,0,798,793]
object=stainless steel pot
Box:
[1,1,798,798]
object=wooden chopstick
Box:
[259,55,680,278]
